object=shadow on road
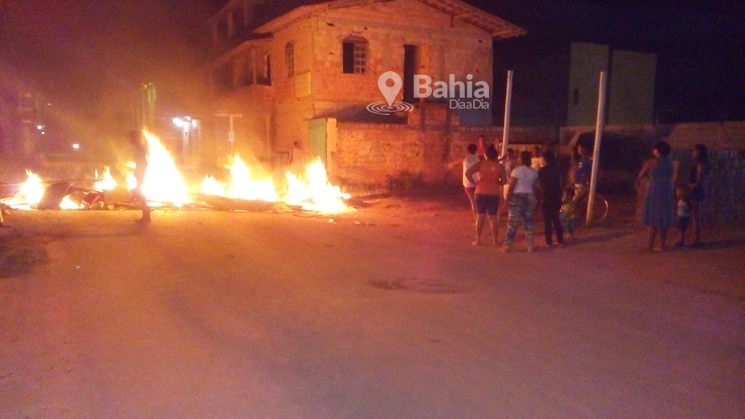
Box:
[573,230,634,245]
[0,235,47,278]
[683,239,745,251]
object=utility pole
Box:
[215,111,243,153]
[587,71,607,225]
[501,70,513,157]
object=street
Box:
[1,196,743,418]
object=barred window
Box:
[342,38,367,75]
[285,42,295,77]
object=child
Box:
[560,188,576,242]
[674,185,691,247]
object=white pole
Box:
[501,70,513,157]
[587,71,607,225]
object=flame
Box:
[60,196,84,210]
[201,175,227,196]
[200,154,279,202]
[2,170,45,209]
[285,158,351,213]
[199,155,350,213]
[3,139,352,214]
[125,172,137,190]
[141,131,190,206]
[94,166,117,191]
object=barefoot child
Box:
[560,188,576,242]
[674,185,691,247]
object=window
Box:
[243,57,254,86]
[342,38,367,74]
[257,54,271,85]
[285,42,295,77]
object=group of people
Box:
[459,134,710,253]
[638,142,708,252]
[460,136,581,252]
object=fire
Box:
[199,154,279,202]
[125,173,137,190]
[2,134,352,214]
[199,155,351,213]
[60,196,84,210]
[141,131,190,206]
[3,170,45,209]
[94,166,117,191]
[285,158,352,213]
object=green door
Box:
[308,118,326,164]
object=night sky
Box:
[0,0,742,146]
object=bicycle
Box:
[574,186,609,225]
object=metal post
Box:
[215,112,242,154]
[587,71,607,225]
[501,70,513,157]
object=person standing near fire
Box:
[288,141,308,174]
[129,130,151,223]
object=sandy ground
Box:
[0,191,743,418]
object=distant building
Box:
[0,81,41,164]
[200,0,525,165]
[568,42,656,126]
[494,40,656,128]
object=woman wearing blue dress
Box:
[638,141,675,251]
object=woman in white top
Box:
[503,151,540,252]
[462,143,481,218]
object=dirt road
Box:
[1,195,743,417]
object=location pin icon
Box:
[378,71,403,108]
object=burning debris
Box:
[0,132,353,215]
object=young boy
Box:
[560,188,576,242]
[674,185,691,247]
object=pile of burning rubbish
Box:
[0,132,353,217]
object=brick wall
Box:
[327,118,553,186]
[209,0,498,164]
[312,0,493,104]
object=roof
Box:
[255,0,526,38]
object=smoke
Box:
[0,0,215,161]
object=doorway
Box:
[403,44,419,104]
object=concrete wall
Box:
[567,43,609,126]
[608,50,656,125]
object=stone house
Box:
[202,0,525,171]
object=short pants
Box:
[475,194,500,215]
